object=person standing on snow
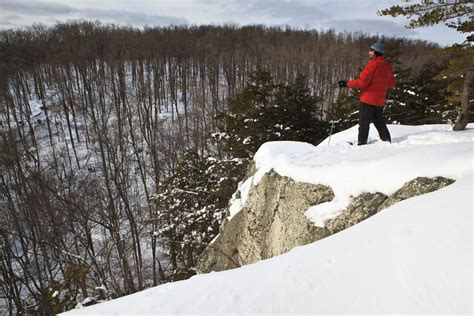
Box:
[338,41,395,145]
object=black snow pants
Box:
[358,102,391,145]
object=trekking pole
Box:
[327,86,342,145]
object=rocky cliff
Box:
[196,169,454,273]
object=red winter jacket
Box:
[347,56,395,107]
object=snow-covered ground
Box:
[64,124,473,315]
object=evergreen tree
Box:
[150,151,242,281]
[216,69,329,159]
[385,59,455,124]
[215,69,275,158]
[378,1,473,33]
[431,45,474,129]
[379,0,473,130]
[269,74,329,143]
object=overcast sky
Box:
[0,0,468,46]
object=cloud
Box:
[202,0,326,26]
[0,14,22,27]
[1,1,74,15]
[0,20,16,27]
[329,18,418,37]
[0,1,188,27]
[79,8,188,26]
[244,0,327,25]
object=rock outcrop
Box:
[196,173,454,273]
[196,170,334,272]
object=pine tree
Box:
[150,151,242,281]
[270,74,329,143]
[378,0,474,130]
[378,1,473,33]
[385,59,455,124]
[432,45,474,129]
[215,69,275,158]
[216,70,329,159]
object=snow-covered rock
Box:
[196,170,333,272]
[198,172,456,272]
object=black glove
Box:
[338,80,347,88]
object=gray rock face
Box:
[326,176,454,234]
[378,176,455,211]
[196,170,334,273]
[326,192,388,234]
[196,173,454,273]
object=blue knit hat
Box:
[370,41,384,54]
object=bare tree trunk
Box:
[453,69,472,131]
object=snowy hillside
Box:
[64,124,473,314]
